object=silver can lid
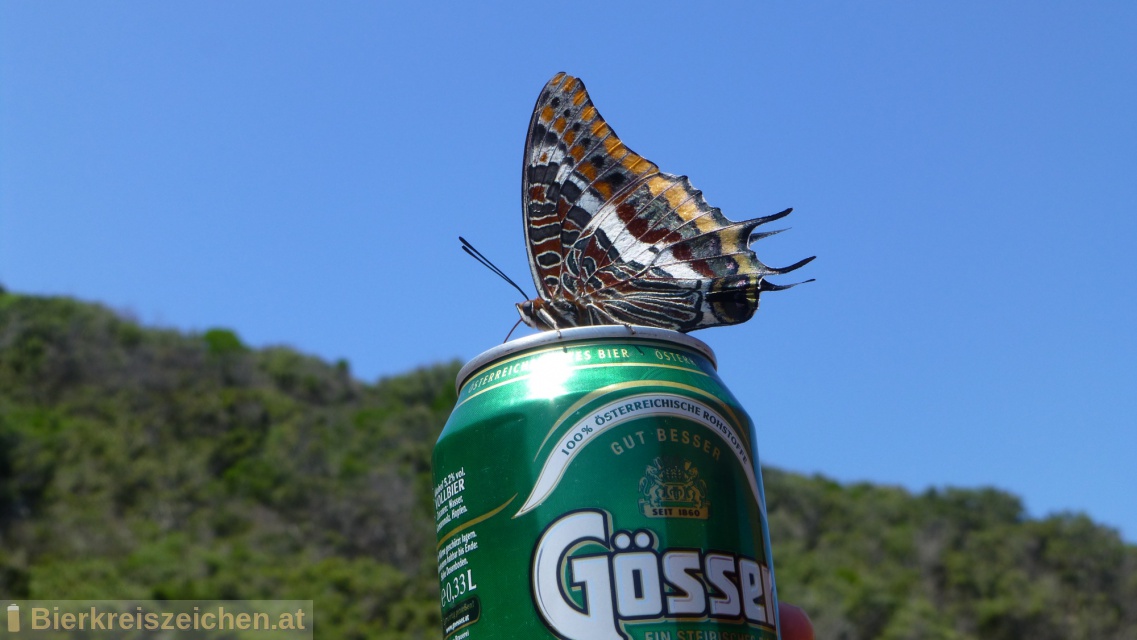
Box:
[456,325,717,390]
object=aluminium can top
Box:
[455,325,718,391]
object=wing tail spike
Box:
[748,228,788,244]
[768,255,816,275]
[747,207,794,227]
[759,277,816,293]
[737,207,794,239]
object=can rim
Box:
[455,325,717,390]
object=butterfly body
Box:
[517,73,812,333]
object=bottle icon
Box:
[6,604,18,632]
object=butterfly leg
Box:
[535,305,564,337]
[585,303,634,334]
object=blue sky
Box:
[2,2,1134,542]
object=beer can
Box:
[433,326,779,639]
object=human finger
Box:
[777,602,815,640]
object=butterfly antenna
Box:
[459,236,531,300]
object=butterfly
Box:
[515,72,813,333]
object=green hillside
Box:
[1,291,1134,639]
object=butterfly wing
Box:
[523,73,811,332]
[572,177,813,331]
[522,72,660,302]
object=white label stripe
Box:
[515,393,763,517]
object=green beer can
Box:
[433,326,780,640]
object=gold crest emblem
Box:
[638,457,710,519]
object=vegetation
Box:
[767,471,1137,639]
[1,291,1134,638]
